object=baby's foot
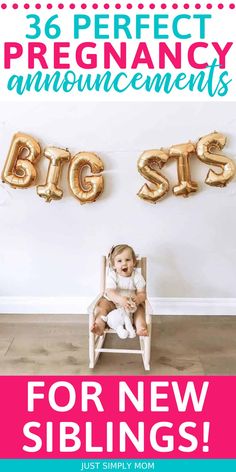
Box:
[91,322,105,336]
[136,327,148,336]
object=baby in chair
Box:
[91,244,148,337]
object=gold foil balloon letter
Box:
[169,142,198,197]
[68,152,104,204]
[137,149,170,203]
[196,132,235,187]
[1,132,41,188]
[37,147,70,202]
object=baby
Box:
[91,244,148,336]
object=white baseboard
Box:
[0,296,235,315]
[0,297,91,315]
[153,297,236,315]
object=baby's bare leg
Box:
[91,298,116,336]
[133,304,148,336]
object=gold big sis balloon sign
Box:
[1,132,235,204]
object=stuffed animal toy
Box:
[101,300,137,339]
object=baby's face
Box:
[113,248,135,277]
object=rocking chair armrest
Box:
[88,293,104,318]
[145,299,153,325]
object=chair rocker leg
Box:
[89,331,107,368]
[89,332,95,368]
[139,335,151,371]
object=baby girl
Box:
[91,244,148,336]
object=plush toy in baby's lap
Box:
[101,303,136,339]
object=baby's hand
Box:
[120,297,132,311]
[128,299,137,313]
[131,295,138,305]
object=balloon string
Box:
[83,150,150,154]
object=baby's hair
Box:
[108,244,137,268]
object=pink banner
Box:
[0,376,235,459]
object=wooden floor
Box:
[0,314,235,375]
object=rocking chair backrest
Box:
[100,256,147,294]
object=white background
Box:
[0,101,235,314]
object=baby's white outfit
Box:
[105,268,146,301]
[102,269,146,339]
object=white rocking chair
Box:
[88,256,152,371]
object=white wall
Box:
[0,102,236,314]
